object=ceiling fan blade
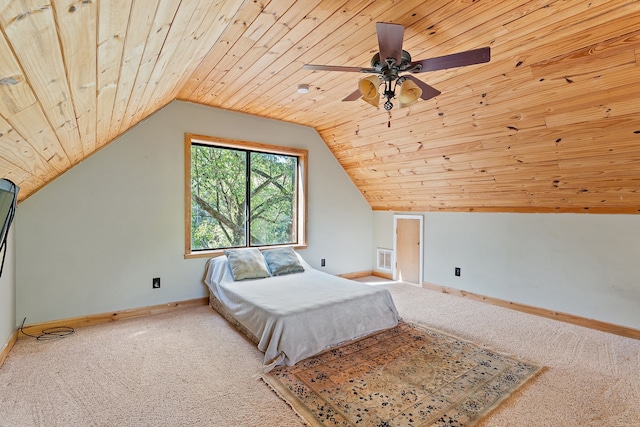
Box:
[403,75,441,100]
[342,89,362,101]
[410,47,491,73]
[303,64,374,73]
[376,22,404,65]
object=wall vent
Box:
[377,248,393,271]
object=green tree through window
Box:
[186,134,306,255]
[249,151,297,246]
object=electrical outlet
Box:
[152,277,161,289]
[321,258,326,267]
[454,267,461,277]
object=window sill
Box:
[184,243,308,259]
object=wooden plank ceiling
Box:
[1,0,640,213]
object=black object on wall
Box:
[0,179,19,278]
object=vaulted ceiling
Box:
[1,0,640,212]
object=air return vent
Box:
[377,248,393,272]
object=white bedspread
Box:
[204,255,401,371]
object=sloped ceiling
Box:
[1,0,640,213]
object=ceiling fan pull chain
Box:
[388,111,392,127]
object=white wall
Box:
[372,211,394,273]
[373,211,640,330]
[0,228,15,349]
[16,101,372,324]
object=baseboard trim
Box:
[339,270,394,280]
[339,270,373,279]
[0,329,18,368]
[18,297,209,339]
[421,282,640,341]
[372,271,393,280]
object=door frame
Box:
[393,214,424,286]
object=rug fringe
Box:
[409,320,547,426]
[471,365,548,426]
[257,374,316,427]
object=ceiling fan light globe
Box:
[362,93,380,108]
[398,79,422,108]
[358,76,379,98]
[358,76,381,107]
[370,53,381,69]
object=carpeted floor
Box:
[1,281,639,426]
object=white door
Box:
[393,215,423,286]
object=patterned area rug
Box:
[262,322,543,426]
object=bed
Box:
[204,247,401,372]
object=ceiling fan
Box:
[303,22,491,111]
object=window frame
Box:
[184,133,308,259]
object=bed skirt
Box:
[208,291,260,346]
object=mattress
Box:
[204,255,401,371]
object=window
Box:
[185,134,307,257]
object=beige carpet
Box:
[262,322,542,426]
[1,281,639,426]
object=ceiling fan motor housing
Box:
[370,50,413,75]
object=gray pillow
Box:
[262,247,305,276]
[223,248,271,281]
